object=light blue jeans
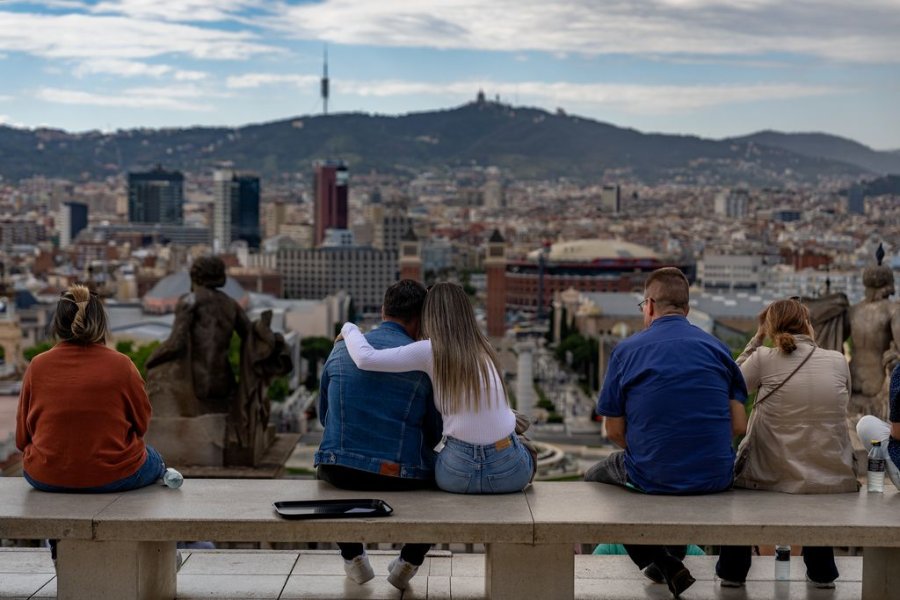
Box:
[435,435,533,494]
[23,446,166,493]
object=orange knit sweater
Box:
[16,342,151,488]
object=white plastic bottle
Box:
[774,545,790,581]
[867,440,886,493]
[159,467,184,489]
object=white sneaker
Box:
[387,557,419,590]
[806,575,836,589]
[343,553,375,584]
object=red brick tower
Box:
[398,227,422,283]
[486,229,507,338]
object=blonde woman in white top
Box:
[340,282,533,495]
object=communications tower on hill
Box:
[321,46,330,115]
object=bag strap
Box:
[753,346,816,408]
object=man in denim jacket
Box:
[315,279,441,590]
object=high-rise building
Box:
[213,169,234,252]
[847,184,865,215]
[276,246,397,313]
[127,166,184,225]
[313,161,348,247]
[214,169,261,252]
[600,185,621,213]
[714,189,749,218]
[483,167,505,210]
[59,201,88,249]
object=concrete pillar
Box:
[485,543,573,600]
[57,539,177,600]
[516,341,536,419]
[862,547,900,600]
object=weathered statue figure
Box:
[849,263,900,397]
[145,256,292,467]
[146,257,250,417]
[806,245,899,417]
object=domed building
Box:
[505,238,690,311]
[142,270,250,314]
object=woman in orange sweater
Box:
[16,284,165,492]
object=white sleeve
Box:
[340,323,433,373]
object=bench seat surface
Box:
[528,482,900,547]
[0,479,120,540]
[91,480,534,544]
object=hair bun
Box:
[773,332,797,354]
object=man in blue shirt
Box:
[316,279,442,591]
[585,267,748,598]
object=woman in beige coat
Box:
[716,298,858,589]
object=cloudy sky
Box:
[0,0,898,148]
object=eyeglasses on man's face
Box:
[638,297,654,312]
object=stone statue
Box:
[805,245,900,417]
[849,262,900,398]
[144,256,292,467]
[227,310,292,465]
[146,256,250,417]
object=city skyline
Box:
[0,1,898,149]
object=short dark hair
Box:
[383,279,427,322]
[644,267,690,311]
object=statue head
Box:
[862,265,895,301]
[190,256,227,290]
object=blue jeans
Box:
[23,446,166,493]
[436,435,533,494]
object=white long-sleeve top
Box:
[341,322,516,445]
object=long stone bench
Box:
[0,477,897,600]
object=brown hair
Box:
[421,282,507,414]
[761,299,811,354]
[52,284,109,345]
[644,267,690,312]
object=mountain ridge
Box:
[0,102,883,185]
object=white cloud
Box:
[74,59,173,78]
[89,0,266,23]
[0,95,12,102]
[0,11,278,61]
[380,79,844,114]
[35,86,215,111]
[69,59,210,82]
[230,73,842,114]
[271,0,900,64]
[226,73,320,89]
[174,70,209,81]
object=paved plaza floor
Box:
[0,548,864,599]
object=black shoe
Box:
[659,556,696,598]
[641,562,665,584]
